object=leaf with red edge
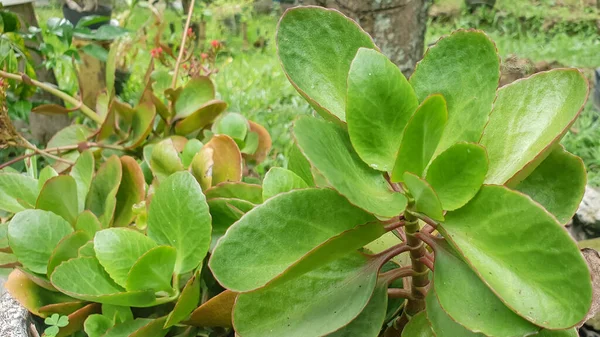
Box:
[114,156,145,227]
[165,273,200,328]
[36,175,79,224]
[174,100,228,135]
[32,104,70,115]
[201,134,242,185]
[127,101,156,149]
[186,290,237,327]
[244,121,271,163]
[56,303,101,337]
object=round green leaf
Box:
[401,311,434,337]
[84,314,113,337]
[210,188,377,292]
[174,100,228,135]
[534,329,578,337]
[205,182,262,204]
[86,155,122,228]
[426,288,484,337]
[262,167,308,200]
[440,185,592,329]
[8,209,73,274]
[403,172,444,221]
[0,173,38,212]
[164,273,200,328]
[36,175,79,224]
[410,30,500,155]
[148,171,212,274]
[47,125,94,149]
[214,112,249,141]
[114,156,145,227]
[516,145,586,224]
[75,211,101,237]
[294,116,407,217]
[38,166,58,191]
[175,77,215,119]
[70,150,94,213]
[126,245,176,293]
[391,94,448,182]
[277,6,376,122]
[48,231,92,277]
[425,142,488,211]
[480,69,588,185]
[94,228,157,287]
[346,48,419,171]
[150,139,184,182]
[181,139,203,168]
[233,252,379,337]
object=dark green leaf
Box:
[207,198,254,251]
[288,143,315,186]
[262,167,308,200]
[36,176,79,224]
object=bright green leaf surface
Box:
[94,228,157,287]
[391,94,447,182]
[534,329,578,337]
[174,100,228,135]
[288,143,315,186]
[215,112,248,141]
[277,7,376,122]
[347,48,419,171]
[127,101,156,148]
[205,182,262,204]
[75,211,101,237]
[207,198,254,251]
[181,139,203,168]
[70,150,94,213]
[425,143,488,211]
[47,231,91,277]
[210,188,377,292]
[36,176,79,224]
[47,125,94,149]
[516,145,586,224]
[148,171,212,274]
[175,77,215,119]
[294,117,407,217]
[433,240,538,337]
[78,241,96,258]
[0,173,38,212]
[150,139,185,182]
[401,311,434,337]
[440,185,592,329]
[102,304,133,324]
[262,167,308,200]
[84,314,113,337]
[8,210,73,274]
[480,69,588,185]
[86,155,122,228]
[165,274,200,328]
[410,30,499,155]
[126,245,176,293]
[38,166,58,192]
[113,156,145,227]
[51,256,155,307]
[102,318,152,337]
[426,288,484,337]
[403,172,444,221]
[233,252,379,337]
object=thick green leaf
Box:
[402,311,434,337]
[36,175,79,224]
[78,241,96,258]
[70,150,94,213]
[165,273,200,328]
[127,101,156,148]
[440,185,592,329]
[294,116,407,217]
[47,231,92,277]
[0,173,38,212]
[129,316,169,337]
[480,69,588,185]
[186,290,237,327]
[410,30,499,155]
[148,171,212,274]
[425,143,488,211]
[8,209,73,274]
[516,145,586,224]
[181,139,203,168]
[288,143,315,186]
[241,131,259,154]
[150,139,185,182]
[325,282,388,337]
[233,252,379,337]
[426,288,484,337]
[86,155,122,228]
[277,6,376,122]
[190,147,213,190]
[126,245,176,293]
[75,211,101,237]
[214,112,248,141]
[205,182,262,204]
[262,167,308,200]
[51,256,156,307]
[391,94,448,182]
[534,329,578,337]
[84,314,113,337]
[38,166,58,191]
[114,156,145,227]
[174,100,228,135]
[207,198,254,251]
[102,304,133,324]
[94,228,157,287]
[47,125,94,149]
[346,48,419,171]
[175,77,215,119]
[210,188,377,292]
[201,134,243,185]
[102,318,153,337]
[433,240,538,336]
[403,172,444,221]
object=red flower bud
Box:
[150,47,163,58]
[201,53,208,59]
[211,40,220,48]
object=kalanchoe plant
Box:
[208,6,598,337]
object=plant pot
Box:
[465,0,496,10]
[62,4,113,29]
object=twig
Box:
[422,224,436,234]
[29,324,40,337]
[171,0,196,89]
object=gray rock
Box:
[570,186,600,241]
[0,291,32,337]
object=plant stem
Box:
[0,71,102,124]
[171,0,196,89]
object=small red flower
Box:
[150,47,163,58]
[187,28,194,37]
[182,64,189,70]
[201,53,208,59]
[211,40,220,49]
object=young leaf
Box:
[410,30,500,155]
[425,288,484,337]
[205,182,262,204]
[214,112,249,142]
[440,185,592,329]
[288,143,315,186]
[125,245,176,293]
[515,145,586,224]
[294,116,407,217]
[75,211,101,237]
[38,166,58,191]
[70,150,94,213]
[94,228,158,287]
[425,142,488,211]
[233,252,379,337]
[346,48,419,171]
[127,101,156,149]
[190,147,214,190]
[187,290,237,327]
[113,156,145,227]
[148,171,212,274]
[175,76,215,119]
[8,209,73,274]
[84,314,113,337]
[244,121,272,163]
[51,256,156,307]
[164,273,200,328]
[401,311,434,337]
[36,175,79,224]
[207,198,254,251]
[277,6,376,122]
[150,139,185,182]
[86,155,122,228]
[181,139,203,168]
[0,172,38,212]
[262,167,308,200]
[201,134,243,185]
[47,231,92,277]
[391,94,448,182]
[480,69,588,186]
[403,172,444,221]
[174,100,228,135]
[210,188,377,292]
[432,240,539,336]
